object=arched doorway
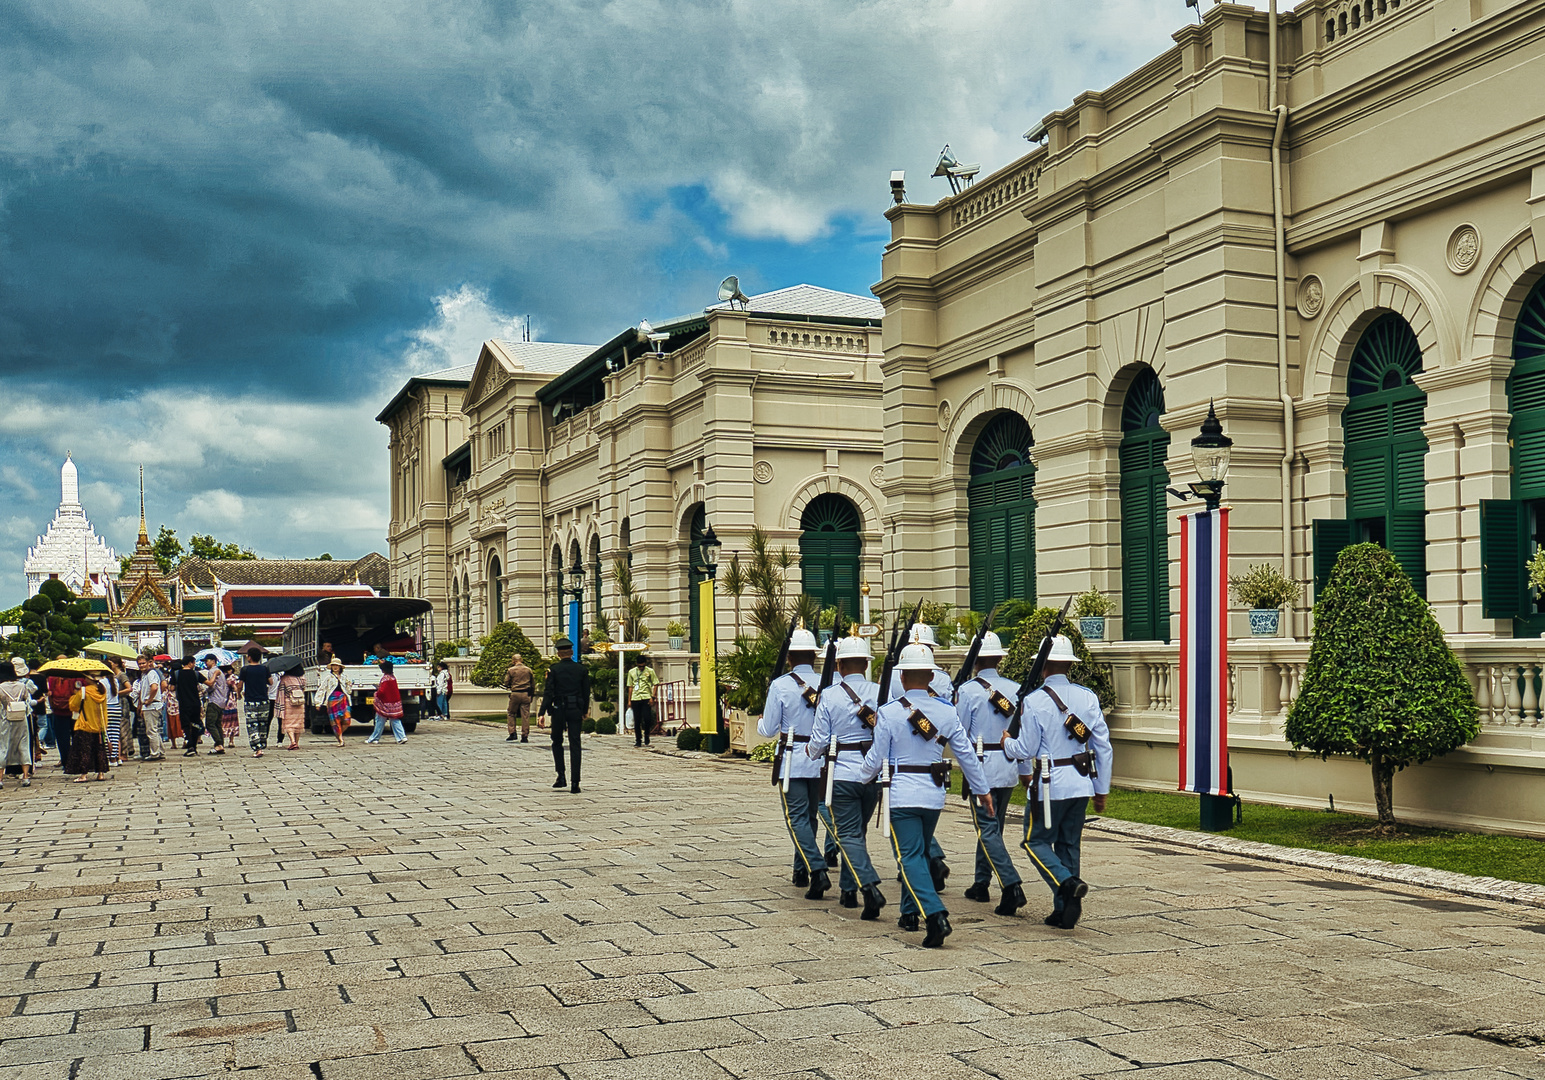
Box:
[686,504,708,648]
[460,573,471,638]
[968,412,1036,614]
[800,493,861,617]
[589,534,602,629]
[550,544,564,639]
[1481,276,1545,628]
[488,554,504,628]
[1120,369,1171,641]
[1314,314,1428,598]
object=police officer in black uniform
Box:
[538,637,591,793]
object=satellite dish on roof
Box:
[717,275,750,309]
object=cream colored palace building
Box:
[386,0,1545,832]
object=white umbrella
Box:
[193,647,239,666]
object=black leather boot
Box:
[861,885,886,921]
[897,912,919,932]
[839,890,858,909]
[995,883,1027,916]
[963,882,991,903]
[929,857,949,892]
[804,869,830,901]
[1058,877,1088,929]
[825,851,839,869]
[792,867,809,888]
[922,911,953,948]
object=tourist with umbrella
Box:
[269,655,307,750]
[36,657,113,781]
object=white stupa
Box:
[24,455,119,598]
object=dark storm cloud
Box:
[0,0,1179,604]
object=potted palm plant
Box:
[1072,589,1113,642]
[1228,563,1302,637]
[817,606,837,645]
[667,620,687,650]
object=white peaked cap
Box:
[789,628,819,652]
[897,642,935,670]
[1046,635,1078,662]
[908,623,937,648]
[835,634,871,660]
[976,631,1006,657]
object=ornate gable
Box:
[116,571,178,623]
[465,342,513,409]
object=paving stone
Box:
[5,727,1545,1079]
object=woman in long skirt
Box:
[103,660,126,765]
[277,670,307,749]
[220,665,242,747]
[313,658,351,746]
[165,679,182,749]
[69,678,111,781]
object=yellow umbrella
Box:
[84,640,138,660]
[34,657,112,675]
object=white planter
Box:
[668,635,684,650]
[1079,616,1106,642]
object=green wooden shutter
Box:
[1119,371,1171,642]
[968,413,1036,613]
[799,494,861,616]
[1312,518,1353,600]
[1479,499,1525,620]
[1388,509,1426,598]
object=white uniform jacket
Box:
[858,691,990,809]
[886,666,955,705]
[807,673,879,783]
[955,667,1025,790]
[1001,674,1113,800]
[757,664,823,781]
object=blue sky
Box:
[0,0,1184,607]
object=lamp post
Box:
[698,524,727,753]
[1168,401,1237,832]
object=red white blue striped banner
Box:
[1178,506,1229,796]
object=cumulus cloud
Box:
[0,0,1185,604]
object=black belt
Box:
[790,734,811,743]
[978,741,1004,751]
[835,741,872,753]
[896,764,946,774]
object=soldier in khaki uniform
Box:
[503,655,535,742]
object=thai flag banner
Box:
[1178,506,1229,796]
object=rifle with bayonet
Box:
[1005,595,1073,740]
[769,616,799,788]
[952,603,999,691]
[819,605,847,808]
[875,598,923,708]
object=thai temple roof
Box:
[23,455,118,597]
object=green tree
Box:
[1286,543,1478,827]
[998,606,1115,710]
[471,622,548,688]
[189,533,256,561]
[5,581,100,659]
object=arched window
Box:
[460,573,471,638]
[488,554,504,627]
[589,534,602,629]
[568,538,583,637]
[687,504,708,648]
[551,544,564,639]
[968,413,1036,613]
[800,494,861,616]
[449,577,459,642]
[1120,370,1171,641]
[1481,277,1545,628]
[1314,314,1427,598]
[620,517,633,567]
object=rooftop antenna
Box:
[524,315,531,343]
[717,275,750,310]
[932,145,980,195]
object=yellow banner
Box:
[698,578,717,734]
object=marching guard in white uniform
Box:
[954,631,1028,916]
[758,627,832,899]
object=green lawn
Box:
[947,774,1545,885]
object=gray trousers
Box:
[779,778,825,874]
[819,779,881,891]
[969,786,1022,888]
[1022,796,1089,912]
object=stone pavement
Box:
[2,725,1544,1080]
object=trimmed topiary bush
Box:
[471,623,547,688]
[999,607,1115,710]
[676,726,702,752]
[1286,543,1478,827]
[749,741,777,763]
[593,716,617,735]
[581,717,597,734]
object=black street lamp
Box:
[700,524,722,580]
[1168,400,1233,511]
